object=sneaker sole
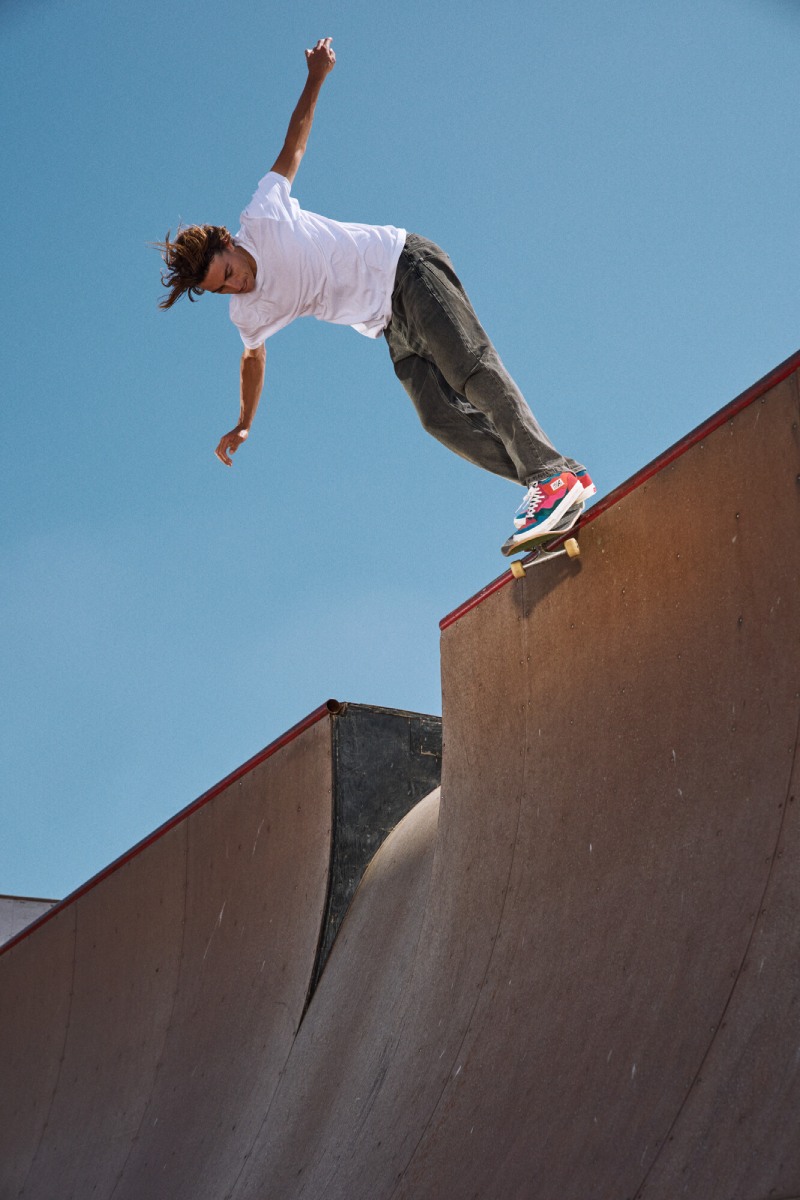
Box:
[501,503,584,557]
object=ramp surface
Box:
[227,358,799,1200]
[1,708,337,1200]
[2,355,799,1200]
[0,704,441,1200]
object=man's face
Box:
[201,242,257,296]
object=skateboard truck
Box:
[501,522,582,579]
[508,535,580,578]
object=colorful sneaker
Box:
[501,496,584,556]
[574,468,597,501]
[510,470,584,545]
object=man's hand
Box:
[305,36,336,81]
[215,425,249,467]
[216,346,265,466]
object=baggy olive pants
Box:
[384,233,583,486]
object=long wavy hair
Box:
[154,224,232,310]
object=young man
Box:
[157,37,593,549]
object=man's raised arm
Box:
[270,37,336,184]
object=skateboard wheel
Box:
[564,538,580,559]
[510,560,526,580]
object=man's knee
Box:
[413,402,452,438]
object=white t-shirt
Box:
[229,172,406,350]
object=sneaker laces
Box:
[518,482,545,519]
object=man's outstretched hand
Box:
[215,426,248,466]
[305,36,336,81]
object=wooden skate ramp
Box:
[401,366,800,1200]
[0,705,441,1200]
[0,709,339,1200]
[1,355,798,1200]
[233,356,800,1200]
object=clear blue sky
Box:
[2,0,798,899]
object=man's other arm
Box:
[269,36,336,184]
[215,344,266,466]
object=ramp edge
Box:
[0,700,342,959]
[440,347,800,631]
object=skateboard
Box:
[501,526,581,579]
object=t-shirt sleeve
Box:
[236,325,267,351]
[241,171,295,222]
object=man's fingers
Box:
[215,427,248,466]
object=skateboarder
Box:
[156,37,593,548]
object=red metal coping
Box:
[0,700,341,958]
[440,348,800,632]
